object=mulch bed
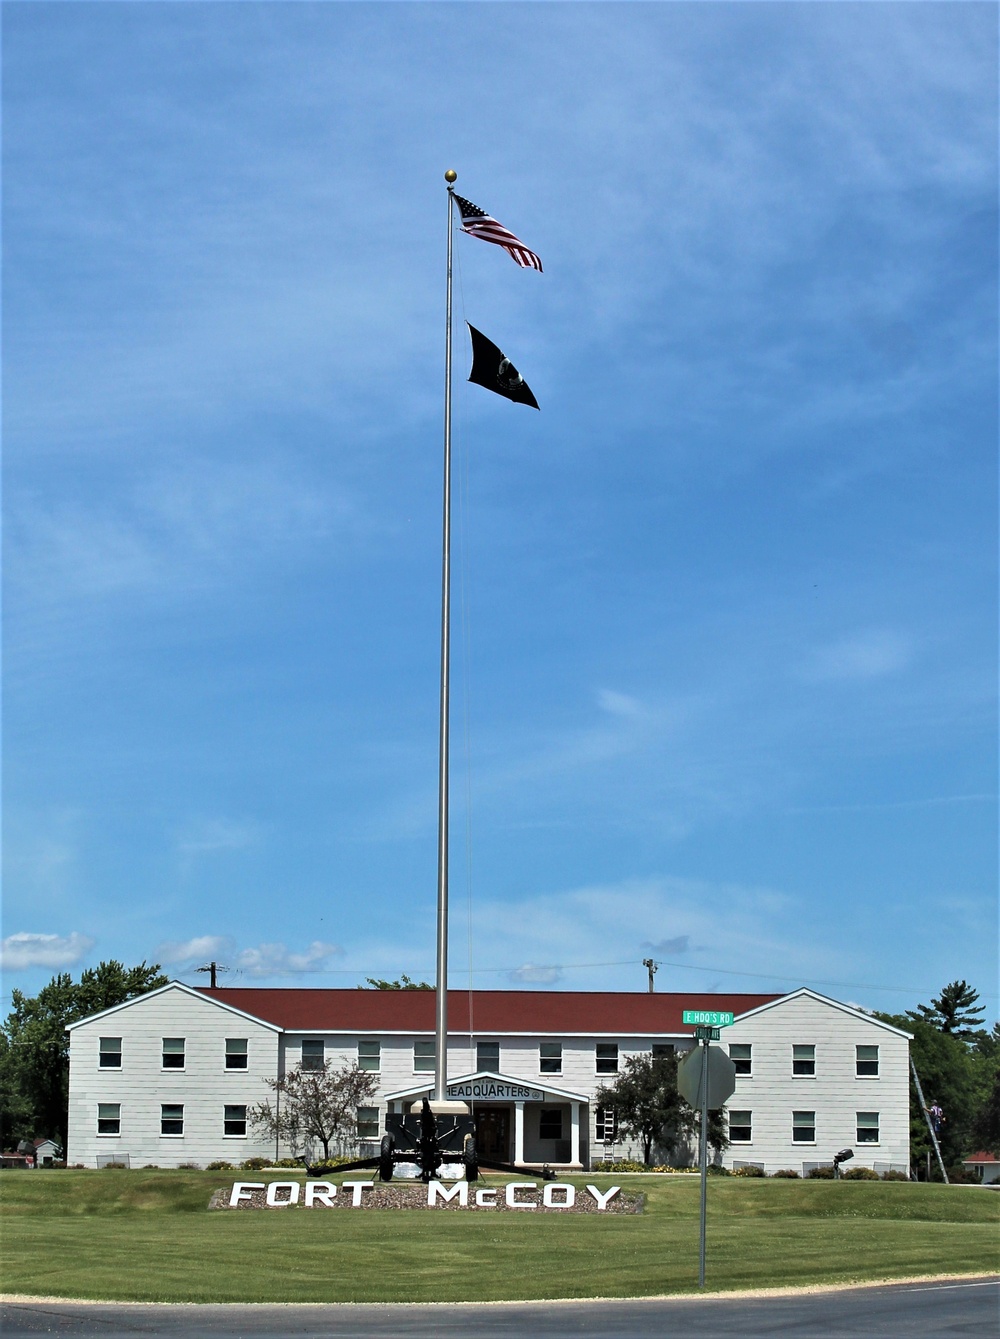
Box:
[210,1182,643,1214]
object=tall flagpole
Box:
[434,170,458,1103]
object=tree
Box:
[0,960,167,1150]
[875,1010,978,1171]
[595,1052,727,1166]
[250,1060,379,1161]
[360,976,433,990]
[909,980,986,1038]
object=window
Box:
[357,1107,380,1139]
[857,1111,879,1143]
[162,1037,185,1069]
[414,1040,435,1072]
[225,1038,248,1070]
[729,1043,752,1076]
[477,1041,500,1071]
[856,1045,879,1077]
[792,1110,815,1143]
[539,1109,563,1140]
[729,1110,752,1142]
[540,1042,562,1074]
[99,1037,122,1069]
[652,1043,674,1059]
[161,1104,184,1136]
[301,1040,324,1071]
[596,1043,619,1074]
[358,1040,380,1072]
[97,1103,120,1135]
[595,1106,618,1141]
[792,1044,816,1077]
[224,1104,247,1137]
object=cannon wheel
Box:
[463,1135,479,1183]
[379,1134,394,1182]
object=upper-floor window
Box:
[652,1043,674,1059]
[162,1038,185,1070]
[97,1103,120,1135]
[225,1039,248,1070]
[477,1041,500,1071]
[301,1040,324,1071]
[730,1043,752,1076]
[358,1040,380,1072]
[224,1104,247,1137]
[539,1109,563,1140]
[792,1044,815,1077]
[414,1040,435,1072]
[357,1107,380,1139]
[99,1037,122,1069]
[856,1111,879,1143]
[729,1110,752,1142]
[595,1106,618,1141]
[856,1045,879,1077]
[161,1103,184,1136]
[792,1110,815,1143]
[596,1043,619,1074]
[540,1042,562,1074]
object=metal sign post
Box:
[698,1037,709,1288]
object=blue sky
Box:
[3,2,996,1022]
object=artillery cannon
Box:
[307,1097,556,1183]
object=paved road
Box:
[2,1279,997,1338]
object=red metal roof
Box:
[963,1150,1000,1164]
[199,987,779,1033]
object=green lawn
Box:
[2,1170,997,1303]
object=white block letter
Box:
[543,1182,576,1209]
[342,1180,373,1207]
[229,1181,264,1207]
[304,1180,337,1207]
[475,1187,497,1207]
[586,1184,620,1210]
[266,1180,300,1207]
[428,1180,468,1207]
[505,1181,537,1209]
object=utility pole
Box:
[195,961,228,989]
[642,958,658,993]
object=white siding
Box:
[68,985,280,1168]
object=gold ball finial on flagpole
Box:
[444,169,457,183]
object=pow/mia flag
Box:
[467,324,539,410]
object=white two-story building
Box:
[66,984,911,1174]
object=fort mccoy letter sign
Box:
[221,1179,633,1214]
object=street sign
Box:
[682,1009,735,1027]
[694,1026,720,1041]
[677,1045,737,1110]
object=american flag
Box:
[453,194,543,272]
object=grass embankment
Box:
[1,1169,997,1303]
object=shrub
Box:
[271,1157,307,1169]
[142,1165,159,1170]
[649,1165,698,1173]
[881,1169,908,1181]
[100,1161,128,1170]
[177,1162,201,1170]
[733,1164,766,1177]
[206,1160,235,1171]
[599,1160,648,1173]
[807,1165,835,1179]
[843,1166,879,1181]
[706,1164,730,1176]
[240,1157,271,1171]
[772,1169,800,1178]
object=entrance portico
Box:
[384,1071,588,1168]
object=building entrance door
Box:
[475,1107,510,1161]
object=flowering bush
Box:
[843,1166,879,1180]
[732,1164,765,1177]
[771,1169,800,1178]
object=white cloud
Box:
[233,940,343,978]
[800,630,914,682]
[1,931,95,970]
[156,935,233,966]
[507,964,563,986]
[177,819,260,856]
[597,689,643,718]
[644,935,693,957]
